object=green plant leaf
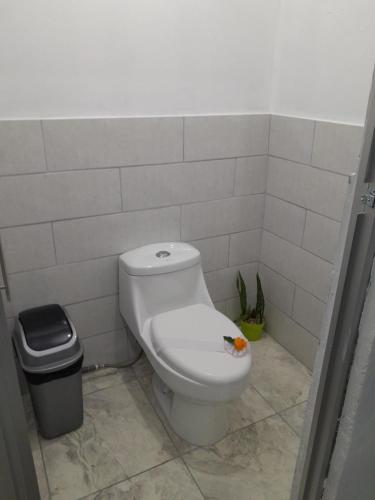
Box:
[255,272,265,324]
[223,336,234,344]
[236,271,248,317]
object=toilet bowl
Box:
[119,242,251,445]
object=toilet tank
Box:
[119,242,213,338]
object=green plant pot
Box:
[239,321,264,341]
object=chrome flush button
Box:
[156,250,171,258]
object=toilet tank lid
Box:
[119,242,200,276]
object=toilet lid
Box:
[150,304,251,386]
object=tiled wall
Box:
[0,114,363,369]
[260,115,363,368]
[0,115,268,365]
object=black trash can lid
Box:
[19,304,73,351]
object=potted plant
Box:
[235,271,265,341]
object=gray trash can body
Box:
[13,304,84,439]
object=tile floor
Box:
[26,334,311,500]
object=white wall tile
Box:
[258,264,295,316]
[0,224,56,273]
[0,121,46,176]
[312,121,363,175]
[263,195,306,245]
[1,289,14,318]
[293,287,325,338]
[267,157,348,221]
[214,301,227,315]
[261,231,332,301]
[189,236,229,272]
[6,317,16,335]
[0,169,121,227]
[8,256,118,313]
[43,117,183,171]
[302,211,341,263]
[265,303,318,370]
[181,195,264,240]
[225,297,242,321]
[234,156,268,195]
[184,115,269,161]
[121,159,235,210]
[82,328,140,365]
[269,115,315,164]
[204,262,258,303]
[65,295,124,339]
[229,229,261,266]
[53,207,180,264]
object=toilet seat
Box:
[150,304,251,386]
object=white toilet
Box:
[119,242,251,445]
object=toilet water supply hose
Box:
[81,349,144,374]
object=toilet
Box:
[119,242,251,445]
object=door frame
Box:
[0,294,40,500]
[291,70,375,500]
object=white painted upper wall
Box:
[0,0,374,123]
[271,0,375,125]
[0,0,278,119]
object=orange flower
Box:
[233,337,247,351]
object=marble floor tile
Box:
[82,367,134,395]
[40,380,176,500]
[228,384,275,433]
[84,458,204,500]
[24,401,50,500]
[184,414,300,500]
[280,402,307,437]
[249,335,311,412]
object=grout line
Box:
[0,154,268,179]
[180,454,207,499]
[37,431,53,498]
[118,168,124,211]
[278,401,307,439]
[262,227,336,266]
[179,205,182,241]
[188,228,260,245]
[299,207,308,247]
[264,192,344,223]
[0,192,265,231]
[259,262,325,333]
[80,326,126,343]
[117,455,179,482]
[232,158,237,197]
[64,292,118,307]
[75,456,179,500]
[50,221,58,265]
[310,120,317,164]
[39,120,49,173]
[7,253,119,277]
[290,283,297,319]
[266,295,322,341]
[182,116,185,162]
[268,153,351,179]
[265,306,319,363]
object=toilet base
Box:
[152,372,229,446]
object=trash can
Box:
[13,304,84,439]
